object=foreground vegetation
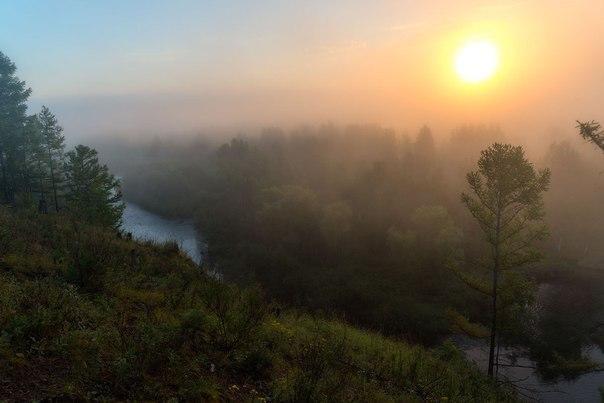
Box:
[0,207,512,400]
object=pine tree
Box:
[21,115,47,211]
[457,143,550,377]
[1,51,123,221]
[0,51,32,203]
[38,106,65,212]
[576,120,604,153]
[64,145,124,228]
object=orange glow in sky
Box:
[4,1,602,139]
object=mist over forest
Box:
[95,123,604,371]
[2,1,604,401]
[97,124,604,269]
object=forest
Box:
[2,10,604,396]
[101,121,604,382]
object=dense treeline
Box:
[108,123,604,377]
[0,52,123,227]
[123,126,469,342]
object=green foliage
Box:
[0,207,512,401]
[461,143,551,262]
[64,145,124,228]
[447,309,490,339]
[0,51,32,204]
[0,51,122,227]
[457,143,551,376]
[319,201,353,250]
[576,120,604,152]
[145,128,467,344]
[270,315,513,402]
[37,106,66,212]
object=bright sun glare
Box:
[454,40,500,83]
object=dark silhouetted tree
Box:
[64,145,124,228]
[0,51,31,203]
[576,121,604,153]
[38,106,65,211]
[21,115,47,211]
[458,143,550,377]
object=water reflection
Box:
[121,203,204,265]
[456,335,604,402]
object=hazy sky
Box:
[1,0,603,140]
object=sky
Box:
[1,0,603,142]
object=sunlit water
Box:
[456,336,604,402]
[120,203,204,265]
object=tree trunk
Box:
[48,149,59,212]
[495,330,501,377]
[38,197,48,214]
[0,148,8,203]
[488,273,498,377]
[37,159,48,211]
[488,210,501,378]
[7,158,16,205]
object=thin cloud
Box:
[125,49,186,63]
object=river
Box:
[120,202,602,402]
[455,335,603,402]
[120,202,204,265]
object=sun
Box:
[454,40,500,83]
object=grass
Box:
[0,207,514,401]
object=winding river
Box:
[121,202,603,402]
[121,202,204,265]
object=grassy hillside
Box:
[0,207,513,401]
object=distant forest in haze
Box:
[100,123,604,378]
